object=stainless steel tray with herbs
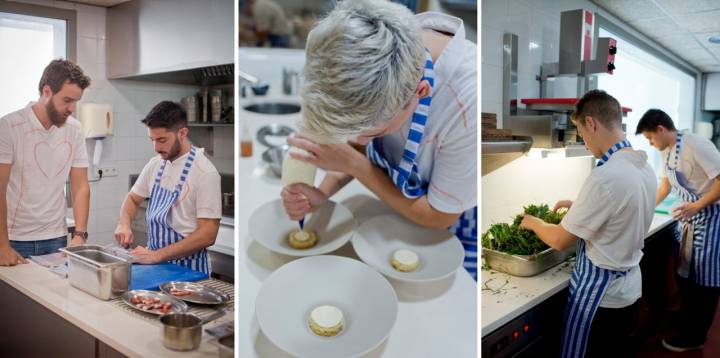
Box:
[482,204,574,276]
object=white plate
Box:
[249,199,355,257]
[255,255,398,358]
[352,214,465,282]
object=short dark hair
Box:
[38,59,91,95]
[141,101,187,130]
[571,89,622,129]
[635,109,676,134]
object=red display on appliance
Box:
[520,98,632,113]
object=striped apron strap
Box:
[561,240,626,357]
[665,132,720,286]
[595,139,632,167]
[364,49,477,281]
[145,146,210,275]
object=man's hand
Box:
[520,214,543,232]
[0,244,28,266]
[553,200,573,212]
[130,246,162,264]
[673,202,701,221]
[287,135,367,176]
[68,235,86,247]
[114,224,134,248]
[281,183,328,221]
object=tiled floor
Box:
[636,307,720,357]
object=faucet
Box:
[282,68,299,95]
[239,69,260,98]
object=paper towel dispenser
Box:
[79,103,113,139]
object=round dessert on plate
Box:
[308,305,344,337]
[352,214,465,283]
[256,255,398,358]
[390,248,419,272]
[288,229,318,249]
[249,199,355,257]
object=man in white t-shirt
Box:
[278,0,478,279]
[0,59,91,266]
[114,101,221,274]
[521,90,656,357]
[636,109,720,352]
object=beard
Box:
[160,137,183,161]
[46,100,70,127]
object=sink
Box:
[243,102,301,115]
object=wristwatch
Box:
[73,230,89,240]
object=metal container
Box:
[59,245,132,300]
[482,246,575,277]
[261,145,289,177]
[160,310,226,351]
[213,334,234,358]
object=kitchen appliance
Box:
[59,245,132,300]
[282,68,300,95]
[183,96,197,123]
[78,103,114,168]
[482,289,567,357]
[501,9,626,151]
[160,310,226,351]
[211,89,223,123]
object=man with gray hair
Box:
[281,0,477,279]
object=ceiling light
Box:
[709,35,720,44]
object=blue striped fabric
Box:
[364,49,477,281]
[666,131,720,287]
[560,138,633,356]
[146,146,210,275]
[596,139,632,167]
[561,240,626,357]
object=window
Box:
[0,8,71,117]
[596,28,696,176]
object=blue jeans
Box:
[10,236,68,258]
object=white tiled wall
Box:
[11,0,233,245]
[481,0,599,231]
[481,151,594,232]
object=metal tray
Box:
[121,290,188,315]
[159,281,231,305]
[482,246,575,277]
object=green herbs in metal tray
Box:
[482,204,567,255]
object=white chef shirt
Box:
[0,103,89,241]
[661,130,720,201]
[252,0,292,36]
[561,150,657,308]
[379,12,477,214]
[131,147,222,237]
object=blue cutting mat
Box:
[656,193,681,215]
[130,263,208,291]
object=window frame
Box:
[0,0,76,61]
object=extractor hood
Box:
[481,136,533,176]
[106,0,233,86]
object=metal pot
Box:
[160,310,226,351]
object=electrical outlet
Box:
[99,166,118,177]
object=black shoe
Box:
[661,336,704,352]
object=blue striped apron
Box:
[365,48,478,280]
[146,146,210,274]
[560,139,632,358]
[666,131,720,287]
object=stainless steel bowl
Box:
[261,145,289,177]
[160,310,226,351]
[256,124,295,148]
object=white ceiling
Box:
[592,0,720,73]
[66,0,131,7]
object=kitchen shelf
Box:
[481,136,533,176]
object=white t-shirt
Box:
[131,147,222,237]
[253,0,291,36]
[661,130,720,200]
[378,12,477,214]
[561,150,657,308]
[0,103,89,241]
